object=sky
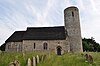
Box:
[0,0,100,45]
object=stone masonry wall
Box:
[5,42,22,52]
[64,6,83,52]
[23,40,70,54]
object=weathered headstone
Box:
[8,62,15,66]
[85,54,88,61]
[41,55,46,61]
[27,58,32,66]
[8,60,20,66]
[36,55,39,63]
[33,56,36,66]
[41,55,44,61]
[88,55,93,63]
[14,60,20,66]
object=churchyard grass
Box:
[37,52,100,66]
[0,51,47,66]
[0,52,100,66]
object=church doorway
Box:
[57,46,62,55]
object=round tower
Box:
[64,6,83,52]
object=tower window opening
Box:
[72,12,74,17]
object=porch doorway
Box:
[57,46,62,55]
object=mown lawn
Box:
[0,52,100,66]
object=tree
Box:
[0,43,6,51]
[82,41,89,51]
[97,45,100,52]
[82,37,100,52]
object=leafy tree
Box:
[0,43,6,51]
[82,37,100,52]
[82,41,89,51]
[97,45,100,52]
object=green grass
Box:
[0,52,100,66]
[0,51,47,66]
[37,52,100,66]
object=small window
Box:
[43,43,48,50]
[72,12,74,17]
[34,43,36,49]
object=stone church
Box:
[5,6,83,55]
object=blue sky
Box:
[0,0,100,45]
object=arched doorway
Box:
[57,46,62,55]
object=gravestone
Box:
[8,60,20,66]
[85,54,88,61]
[27,58,32,66]
[41,55,44,61]
[88,55,93,63]
[8,62,15,66]
[41,55,46,61]
[33,56,36,66]
[41,55,45,61]
[14,60,20,66]
[36,55,39,63]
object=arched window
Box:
[43,43,48,50]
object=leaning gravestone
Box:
[8,60,20,66]
[88,54,93,63]
[8,62,15,66]
[41,55,46,61]
[8,62,16,66]
[85,54,88,61]
[33,56,36,66]
[36,55,39,63]
[14,60,20,66]
[27,58,32,66]
[41,55,44,61]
